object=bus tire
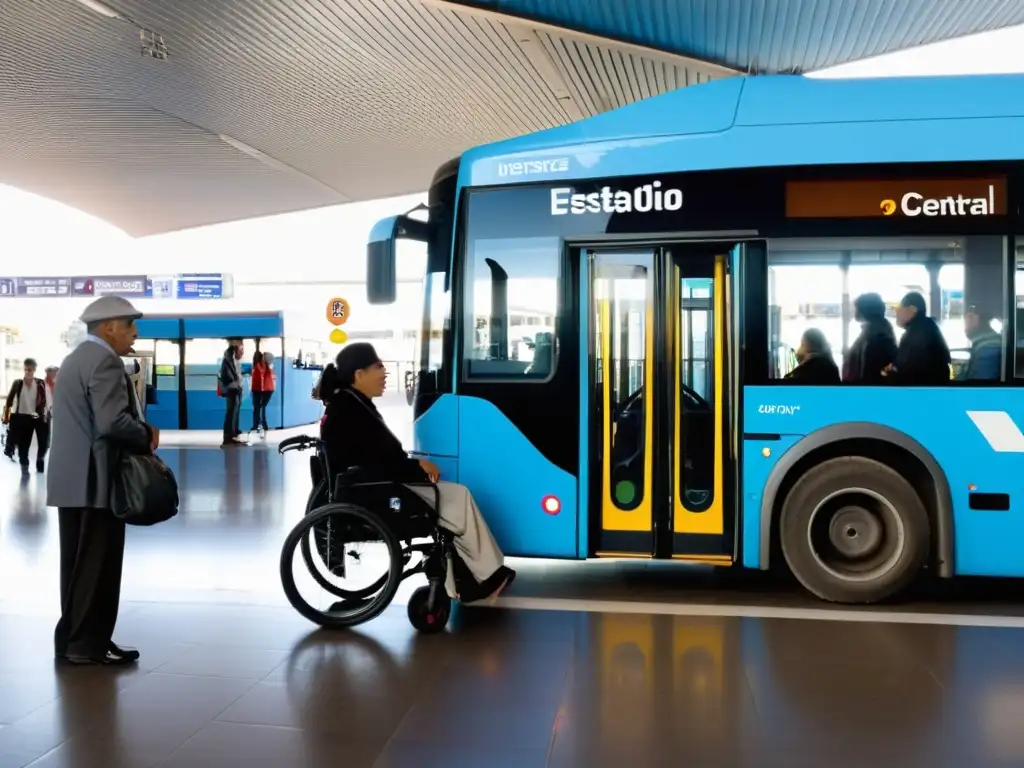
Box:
[779,456,929,604]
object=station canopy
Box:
[2,0,1023,237]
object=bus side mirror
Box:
[367,214,430,305]
[367,231,397,305]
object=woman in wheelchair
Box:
[322,343,515,603]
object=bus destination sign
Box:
[785,177,1007,219]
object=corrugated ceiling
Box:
[0,0,1020,236]
[456,0,1024,72]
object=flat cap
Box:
[79,296,143,324]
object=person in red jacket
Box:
[249,351,276,438]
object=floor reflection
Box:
[3,605,1012,766]
[4,401,1024,764]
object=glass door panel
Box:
[592,250,655,555]
[671,249,731,562]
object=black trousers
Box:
[252,391,272,431]
[223,390,241,441]
[35,419,50,464]
[54,507,126,658]
[8,413,37,465]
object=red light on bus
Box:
[542,495,561,515]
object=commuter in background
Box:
[250,350,276,438]
[3,358,47,474]
[843,292,898,385]
[885,291,951,386]
[36,365,58,472]
[784,328,841,385]
[959,305,1001,381]
[44,365,58,405]
[48,296,157,665]
[219,338,246,447]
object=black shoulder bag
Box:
[111,375,179,526]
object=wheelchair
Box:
[277,434,456,633]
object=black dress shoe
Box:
[63,650,138,666]
[109,642,140,661]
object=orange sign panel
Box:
[786,177,1006,219]
[326,297,350,326]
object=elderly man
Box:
[48,296,159,665]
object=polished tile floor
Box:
[4,406,1024,766]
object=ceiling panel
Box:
[2,0,1017,237]
[0,0,730,235]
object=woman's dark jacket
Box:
[785,354,841,385]
[843,318,898,384]
[321,387,426,484]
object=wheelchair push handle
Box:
[278,434,321,455]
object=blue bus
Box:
[366,73,1024,604]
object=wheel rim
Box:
[284,506,399,623]
[806,487,906,583]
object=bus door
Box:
[667,246,734,564]
[589,243,745,561]
[591,250,657,557]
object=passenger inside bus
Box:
[884,291,951,386]
[321,343,515,602]
[959,305,1001,381]
[784,328,840,385]
[843,292,897,385]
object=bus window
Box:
[767,261,842,378]
[769,236,1007,384]
[463,235,560,380]
[1014,239,1024,379]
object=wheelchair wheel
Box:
[407,585,451,634]
[281,503,403,629]
[299,481,391,601]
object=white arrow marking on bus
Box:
[967,411,1024,453]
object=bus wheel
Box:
[780,456,929,604]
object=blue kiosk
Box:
[133,311,323,431]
